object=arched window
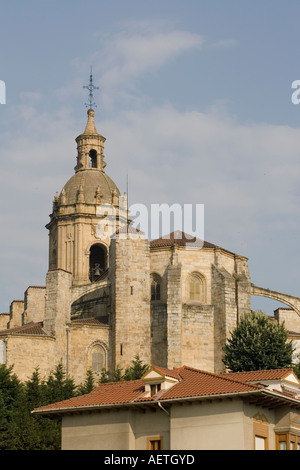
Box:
[89,244,106,282]
[89,149,97,168]
[92,345,105,373]
[89,342,106,374]
[188,272,206,303]
[151,273,161,301]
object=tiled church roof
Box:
[150,231,236,255]
[0,321,48,337]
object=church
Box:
[1,102,300,384]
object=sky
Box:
[1,0,300,315]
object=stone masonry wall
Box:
[166,263,182,369]
[181,304,214,372]
[150,302,167,368]
[109,234,151,371]
[6,335,56,382]
[24,286,46,324]
[67,323,110,384]
[9,300,24,328]
[44,269,72,371]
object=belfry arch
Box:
[251,284,300,317]
[89,243,107,282]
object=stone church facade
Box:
[1,109,300,384]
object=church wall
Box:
[67,324,110,384]
[109,234,151,371]
[5,335,56,382]
[166,263,182,369]
[9,300,24,328]
[181,304,214,372]
[212,265,237,373]
[150,249,170,302]
[177,248,215,304]
[0,313,9,330]
[151,302,167,368]
[44,269,72,371]
[274,308,300,334]
[24,286,46,324]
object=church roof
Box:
[71,317,109,326]
[150,230,236,255]
[0,321,49,337]
[61,169,120,206]
[32,366,300,416]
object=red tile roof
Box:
[33,366,271,415]
[145,365,182,380]
[220,369,295,383]
[157,367,260,401]
[71,317,109,326]
[0,321,48,337]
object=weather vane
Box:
[83,66,99,109]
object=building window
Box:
[0,340,6,364]
[255,435,267,450]
[276,433,300,450]
[90,344,106,374]
[147,437,163,450]
[89,149,97,168]
[253,416,269,450]
[187,272,206,302]
[150,383,161,396]
[151,273,161,301]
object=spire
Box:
[83,66,99,109]
[84,108,98,135]
[74,70,106,172]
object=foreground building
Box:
[33,365,300,450]
[1,105,300,384]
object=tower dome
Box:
[46,107,128,285]
[61,169,120,207]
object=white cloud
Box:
[90,23,204,108]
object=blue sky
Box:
[1,0,300,314]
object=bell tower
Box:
[74,108,107,172]
[46,75,128,287]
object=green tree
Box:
[44,361,76,403]
[123,355,149,381]
[222,310,295,372]
[99,366,123,383]
[99,355,149,383]
[77,368,95,395]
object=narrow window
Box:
[151,273,161,301]
[150,383,161,396]
[91,345,105,373]
[188,272,206,302]
[89,149,97,168]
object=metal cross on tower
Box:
[83,67,99,109]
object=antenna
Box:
[83,66,99,109]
